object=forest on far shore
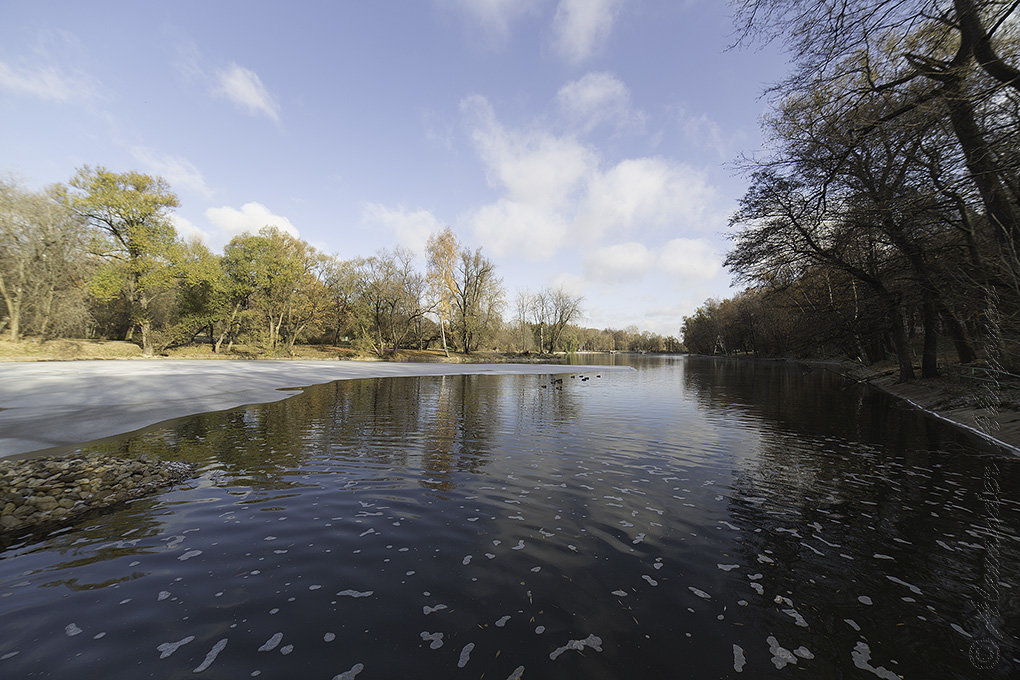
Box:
[0,167,680,359]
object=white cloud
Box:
[552,0,623,63]
[362,203,444,254]
[170,214,211,243]
[462,94,722,263]
[583,242,654,283]
[576,158,716,239]
[205,202,298,238]
[130,147,213,198]
[658,237,721,282]
[677,107,738,160]
[441,0,542,42]
[557,71,640,133]
[0,61,94,101]
[213,63,279,122]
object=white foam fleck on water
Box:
[858,595,873,605]
[420,632,444,649]
[794,646,814,659]
[530,566,541,572]
[157,591,171,601]
[844,618,861,632]
[65,623,82,637]
[423,604,448,615]
[485,553,496,559]
[324,633,336,642]
[492,540,501,546]
[535,626,545,634]
[782,608,808,627]
[337,590,373,598]
[462,555,472,565]
[495,615,511,627]
[511,540,525,550]
[632,533,646,544]
[885,575,922,595]
[549,634,603,660]
[309,585,322,590]
[717,564,739,571]
[506,665,525,680]
[612,590,628,597]
[733,644,746,672]
[851,641,899,679]
[332,662,364,680]
[653,562,663,570]
[157,635,194,659]
[178,550,202,561]
[193,638,228,673]
[280,645,293,655]
[457,642,475,668]
[258,633,283,652]
[688,587,711,600]
[93,632,106,640]
[757,554,774,564]
[642,575,658,586]
[767,635,797,669]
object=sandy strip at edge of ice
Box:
[0,360,630,458]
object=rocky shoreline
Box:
[0,455,195,538]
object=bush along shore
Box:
[0,455,195,538]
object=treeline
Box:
[683,0,1020,379]
[1,166,674,357]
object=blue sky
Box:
[0,0,788,336]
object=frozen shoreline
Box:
[0,360,626,458]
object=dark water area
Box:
[1,356,1018,679]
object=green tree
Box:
[68,166,180,355]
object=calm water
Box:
[1,356,1018,679]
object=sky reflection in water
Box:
[0,356,1018,679]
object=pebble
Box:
[0,455,195,536]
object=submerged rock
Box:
[0,455,195,537]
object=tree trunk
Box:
[440,319,449,357]
[889,300,916,381]
[921,298,939,378]
[941,306,978,364]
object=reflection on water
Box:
[0,356,1017,679]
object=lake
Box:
[0,355,1017,678]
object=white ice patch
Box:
[794,646,814,659]
[851,641,899,679]
[495,616,511,627]
[423,604,447,615]
[512,540,525,550]
[632,533,646,544]
[462,555,472,565]
[885,575,922,595]
[65,623,82,637]
[157,635,194,659]
[750,583,764,595]
[642,575,658,586]
[782,608,808,627]
[178,550,203,561]
[858,595,873,605]
[324,633,336,642]
[332,663,364,680]
[458,643,475,668]
[549,634,603,660]
[767,635,797,669]
[733,644,746,672]
[158,591,171,601]
[258,633,283,652]
[337,590,373,598]
[420,632,443,649]
[612,590,628,597]
[280,644,293,655]
[193,638,227,673]
[506,666,525,680]
[688,587,711,600]
[717,564,739,571]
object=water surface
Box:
[1,356,1017,678]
